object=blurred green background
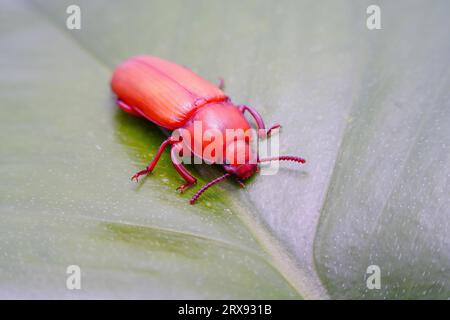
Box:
[0,0,449,299]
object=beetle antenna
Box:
[190,173,231,205]
[258,155,306,164]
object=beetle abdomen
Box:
[111,56,227,130]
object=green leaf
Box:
[0,0,448,299]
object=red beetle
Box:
[111,56,305,204]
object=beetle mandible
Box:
[111,56,305,204]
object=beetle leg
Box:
[131,137,178,182]
[266,124,281,136]
[117,99,141,117]
[236,179,245,188]
[238,105,281,138]
[218,77,225,90]
[171,143,197,192]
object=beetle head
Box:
[223,163,258,180]
[223,139,257,180]
[189,134,306,205]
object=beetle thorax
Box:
[180,102,256,166]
